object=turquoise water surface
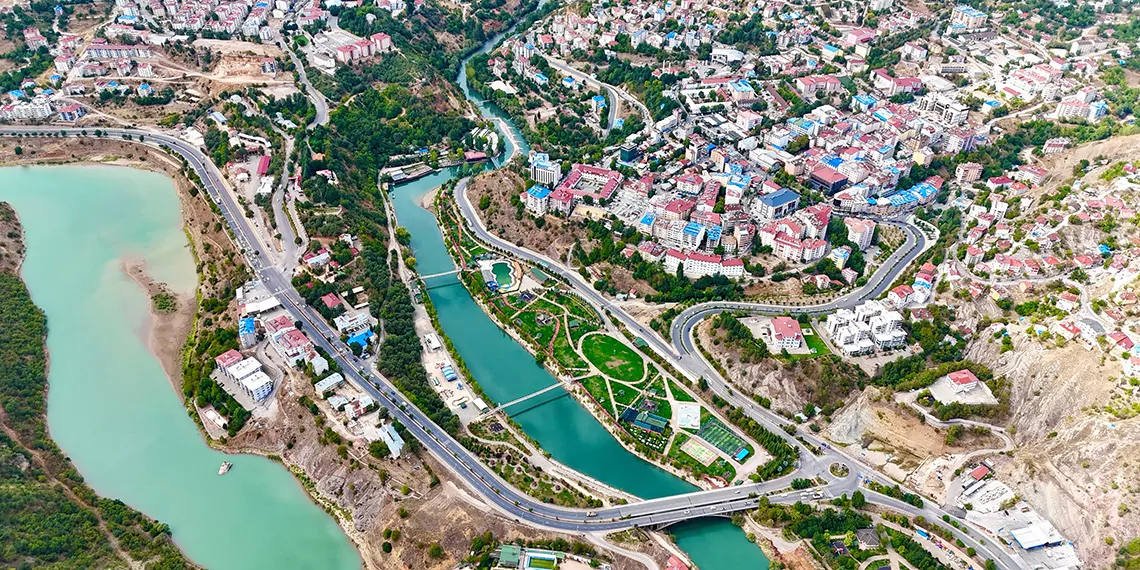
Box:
[0,165,360,570]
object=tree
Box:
[851,490,866,508]
[368,439,390,459]
[428,543,444,559]
[13,146,22,155]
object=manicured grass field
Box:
[803,326,832,356]
[515,311,555,345]
[581,334,645,382]
[667,432,738,482]
[645,396,672,423]
[527,558,557,570]
[611,383,640,408]
[552,330,588,370]
[668,377,697,402]
[580,376,614,416]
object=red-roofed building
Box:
[666,556,690,570]
[887,285,913,306]
[1108,330,1135,351]
[215,349,243,369]
[321,293,341,309]
[969,465,990,481]
[771,316,803,349]
[554,164,623,203]
[948,369,979,392]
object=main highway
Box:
[0,127,833,528]
[0,127,1022,570]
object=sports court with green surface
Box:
[697,418,751,462]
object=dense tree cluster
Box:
[367,251,461,435]
[0,268,191,569]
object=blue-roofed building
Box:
[639,212,656,233]
[523,185,552,215]
[613,117,624,129]
[729,78,756,102]
[680,221,706,249]
[853,94,877,112]
[705,225,723,250]
[8,90,26,100]
[379,423,407,458]
[528,152,562,185]
[561,76,576,89]
[533,72,549,85]
[591,94,607,113]
[754,188,800,220]
[239,317,257,348]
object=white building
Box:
[770,316,803,349]
[529,153,562,186]
[844,217,877,250]
[824,300,905,355]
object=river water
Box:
[0,165,361,570]
[376,25,774,566]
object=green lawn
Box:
[581,334,645,382]
[568,320,597,345]
[527,558,557,570]
[611,383,640,408]
[552,327,588,370]
[803,325,832,356]
[515,311,556,344]
[580,376,614,416]
[667,432,738,483]
[668,377,697,402]
[646,396,672,423]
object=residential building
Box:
[523,184,551,215]
[948,369,979,392]
[770,316,803,349]
[845,217,876,250]
[752,188,800,220]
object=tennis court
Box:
[696,418,748,459]
[680,437,718,466]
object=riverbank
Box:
[433,187,750,491]
[0,200,199,569]
[124,259,197,393]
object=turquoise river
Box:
[0,165,361,570]
[0,13,772,570]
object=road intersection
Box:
[0,127,1022,569]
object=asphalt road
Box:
[452,177,1025,569]
[545,56,652,138]
[0,127,843,529]
[0,127,1023,569]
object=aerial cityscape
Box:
[0,0,1138,568]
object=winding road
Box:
[0,126,1024,570]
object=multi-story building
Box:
[917,94,968,126]
[825,300,905,355]
[770,316,803,349]
[956,162,983,184]
[752,188,800,220]
[844,217,877,250]
[950,4,988,29]
[522,185,551,215]
[529,152,562,185]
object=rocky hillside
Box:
[964,327,1139,567]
